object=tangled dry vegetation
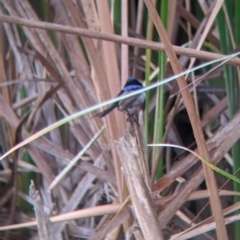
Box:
[0,0,240,240]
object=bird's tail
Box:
[95,103,118,118]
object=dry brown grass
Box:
[0,1,239,239]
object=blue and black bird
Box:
[97,77,145,118]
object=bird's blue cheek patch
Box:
[122,85,143,91]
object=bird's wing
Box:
[118,92,142,112]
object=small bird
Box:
[97,77,145,118]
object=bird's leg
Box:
[127,113,139,126]
[132,113,139,123]
[126,114,135,135]
[126,114,134,125]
